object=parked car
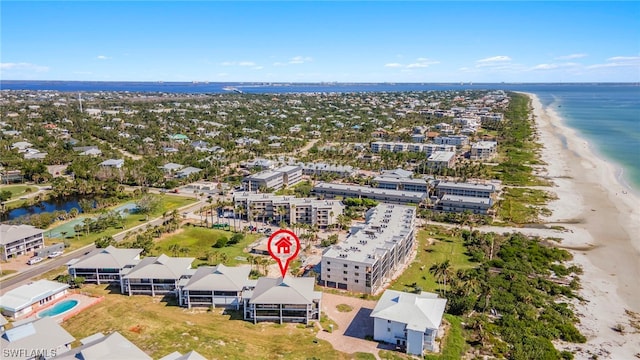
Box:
[48,251,63,258]
[27,256,43,265]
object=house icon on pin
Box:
[275,236,293,254]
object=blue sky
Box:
[1,1,639,82]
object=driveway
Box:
[317,292,394,359]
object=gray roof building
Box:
[0,225,43,246]
[182,264,250,292]
[248,277,320,305]
[123,254,194,280]
[67,246,142,270]
[52,331,151,360]
[1,317,75,359]
[313,182,427,205]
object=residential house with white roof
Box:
[122,254,194,296]
[0,317,75,360]
[51,331,151,360]
[66,246,142,293]
[0,280,69,319]
[178,264,253,310]
[243,276,321,324]
[175,166,202,179]
[11,142,33,151]
[99,159,124,169]
[0,224,45,261]
[370,290,447,355]
[320,204,416,294]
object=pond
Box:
[2,197,84,221]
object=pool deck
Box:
[21,292,103,324]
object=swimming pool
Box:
[37,299,79,318]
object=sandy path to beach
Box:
[524,92,640,359]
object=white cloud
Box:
[289,56,313,64]
[587,56,640,69]
[555,53,587,60]
[607,56,640,62]
[531,62,580,71]
[0,62,49,72]
[221,61,258,67]
[252,66,264,70]
[96,55,111,60]
[476,55,512,63]
[384,58,439,69]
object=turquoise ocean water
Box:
[531,85,640,192]
[2,81,638,191]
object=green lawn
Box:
[61,285,351,360]
[389,228,477,294]
[153,226,261,266]
[0,184,38,200]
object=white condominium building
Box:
[470,141,498,160]
[0,224,44,261]
[233,192,345,228]
[371,142,455,156]
[242,165,303,191]
[320,204,416,295]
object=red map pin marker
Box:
[267,229,301,278]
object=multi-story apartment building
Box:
[0,224,44,260]
[374,175,429,193]
[436,194,494,214]
[320,204,416,295]
[66,246,142,292]
[432,181,497,215]
[242,165,303,191]
[122,254,194,296]
[371,142,455,157]
[470,141,498,160]
[233,192,344,228]
[427,151,456,170]
[313,183,427,205]
[433,135,469,148]
[434,181,496,198]
[296,162,356,177]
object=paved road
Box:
[0,198,202,294]
[0,244,96,295]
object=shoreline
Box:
[522,92,640,358]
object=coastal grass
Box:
[0,184,38,200]
[62,285,350,360]
[152,226,261,266]
[492,93,548,187]
[497,187,554,224]
[46,195,197,252]
[388,228,477,294]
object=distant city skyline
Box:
[1,1,638,83]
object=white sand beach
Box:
[524,92,640,359]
